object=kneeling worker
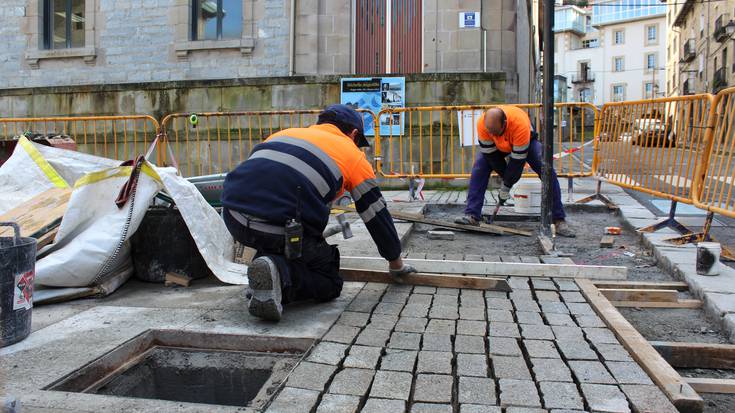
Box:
[455,105,575,237]
[222,104,416,321]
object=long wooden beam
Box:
[333,205,532,236]
[593,280,689,291]
[339,268,511,291]
[341,256,627,280]
[577,279,704,413]
[685,377,735,394]
[600,288,679,302]
[651,341,735,369]
[611,299,703,308]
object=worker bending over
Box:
[455,105,575,237]
[222,104,416,321]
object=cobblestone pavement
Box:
[267,277,679,413]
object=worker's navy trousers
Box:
[223,209,343,304]
[464,138,566,221]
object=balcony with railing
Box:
[682,39,696,62]
[571,71,595,83]
[713,67,727,93]
[715,14,735,42]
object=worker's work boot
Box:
[454,215,480,226]
[554,220,576,238]
[247,256,283,321]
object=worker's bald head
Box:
[484,108,507,136]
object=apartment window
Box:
[644,82,654,98]
[613,56,624,72]
[646,53,657,71]
[614,30,624,45]
[579,88,592,103]
[43,0,85,49]
[582,39,599,48]
[646,24,658,44]
[700,13,705,38]
[612,84,626,102]
[699,54,704,74]
[191,0,243,41]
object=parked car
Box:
[632,117,676,147]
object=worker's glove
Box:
[498,184,512,203]
[389,264,418,278]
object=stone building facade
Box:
[0,0,537,114]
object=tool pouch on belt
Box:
[284,219,303,260]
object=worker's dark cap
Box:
[318,104,370,148]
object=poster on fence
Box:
[340,77,405,137]
[458,109,484,147]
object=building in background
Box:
[0,0,539,118]
[553,0,666,106]
[667,0,735,96]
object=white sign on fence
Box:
[457,109,484,147]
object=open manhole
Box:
[46,330,313,409]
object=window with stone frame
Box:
[25,0,97,68]
[43,0,85,49]
[174,0,255,60]
[191,0,243,41]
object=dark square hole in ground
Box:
[47,330,313,409]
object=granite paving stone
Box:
[361,398,406,413]
[568,360,617,384]
[429,305,460,320]
[559,291,585,303]
[315,394,361,413]
[520,324,555,340]
[540,302,569,314]
[489,336,523,356]
[556,339,599,360]
[307,342,349,365]
[532,279,558,290]
[387,284,413,293]
[402,304,430,318]
[516,311,544,325]
[410,403,453,413]
[369,370,413,400]
[509,277,531,289]
[554,279,580,291]
[584,327,619,344]
[433,295,458,306]
[343,345,383,369]
[380,349,418,372]
[485,291,509,298]
[407,293,433,305]
[492,356,532,379]
[286,362,338,391]
[606,361,654,385]
[381,292,409,304]
[436,287,460,296]
[486,298,514,311]
[580,383,631,413]
[504,408,549,413]
[460,405,501,413]
[413,286,437,295]
[395,316,428,333]
[511,290,534,301]
[337,311,370,327]
[322,324,361,344]
[574,314,606,328]
[364,282,389,292]
[269,387,321,413]
[422,333,453,351]
[544,313,576,327]
[459,306,486,320]
[455,335,486,354]
[425,319,456,334]
[456,353,488,377]
[457,319,487,336]
[488,322,521,338]
[347,299,378,313]
[487,309,515,323]
[368,314,399,330]
[355,327,391,347]
[523,340,560,359]
[531,358,573,382]
[620,384,678,413]
[417,351,453,374]
[413,374,454,403]
[551,325,585,340]
[388,331,422,350]
[499,379,542,408]
[535,291,561,302]
[374,301,404,316]
[458,376,497,405]
[539,381,584,410]
[328,368,375,396]
[594,343,633,362]
[512,299,541,312]
[566,302,594,316]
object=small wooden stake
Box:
[165,272,192,287]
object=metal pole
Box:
[541,0,555,236]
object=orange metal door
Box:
[355,0,422,74]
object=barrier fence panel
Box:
[375,103,595,179]
[0,116,160,162]
[694,87,735,219]
[593,95,712,205]
[159,110,379,177]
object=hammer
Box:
[323,212,353,239]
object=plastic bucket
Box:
[513,183,542,214]
[0,222,37,348]
[696,242,721,276]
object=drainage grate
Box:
[47,330,313,409]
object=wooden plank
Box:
[577,279,704,413]
[685,377,735,394]
[611,299,703,308]
[36,227,59,250]
[593,281,689,291]
[600,288,679,302]
[333,205,532,236]
[339,268,512,291]
[538,234,554,255]
[342,256,628,280]
[0,188,71,248]
[651,341,735,369]
[600,235,615,248]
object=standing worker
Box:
[455,105,575,237]
[222,104,416,321]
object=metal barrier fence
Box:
[693,87,735,219]
[159,110,379,177]
[375,103,597,179]
[591,94,712,206]
[0,115,160,161]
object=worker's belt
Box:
[229,210,285,235]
